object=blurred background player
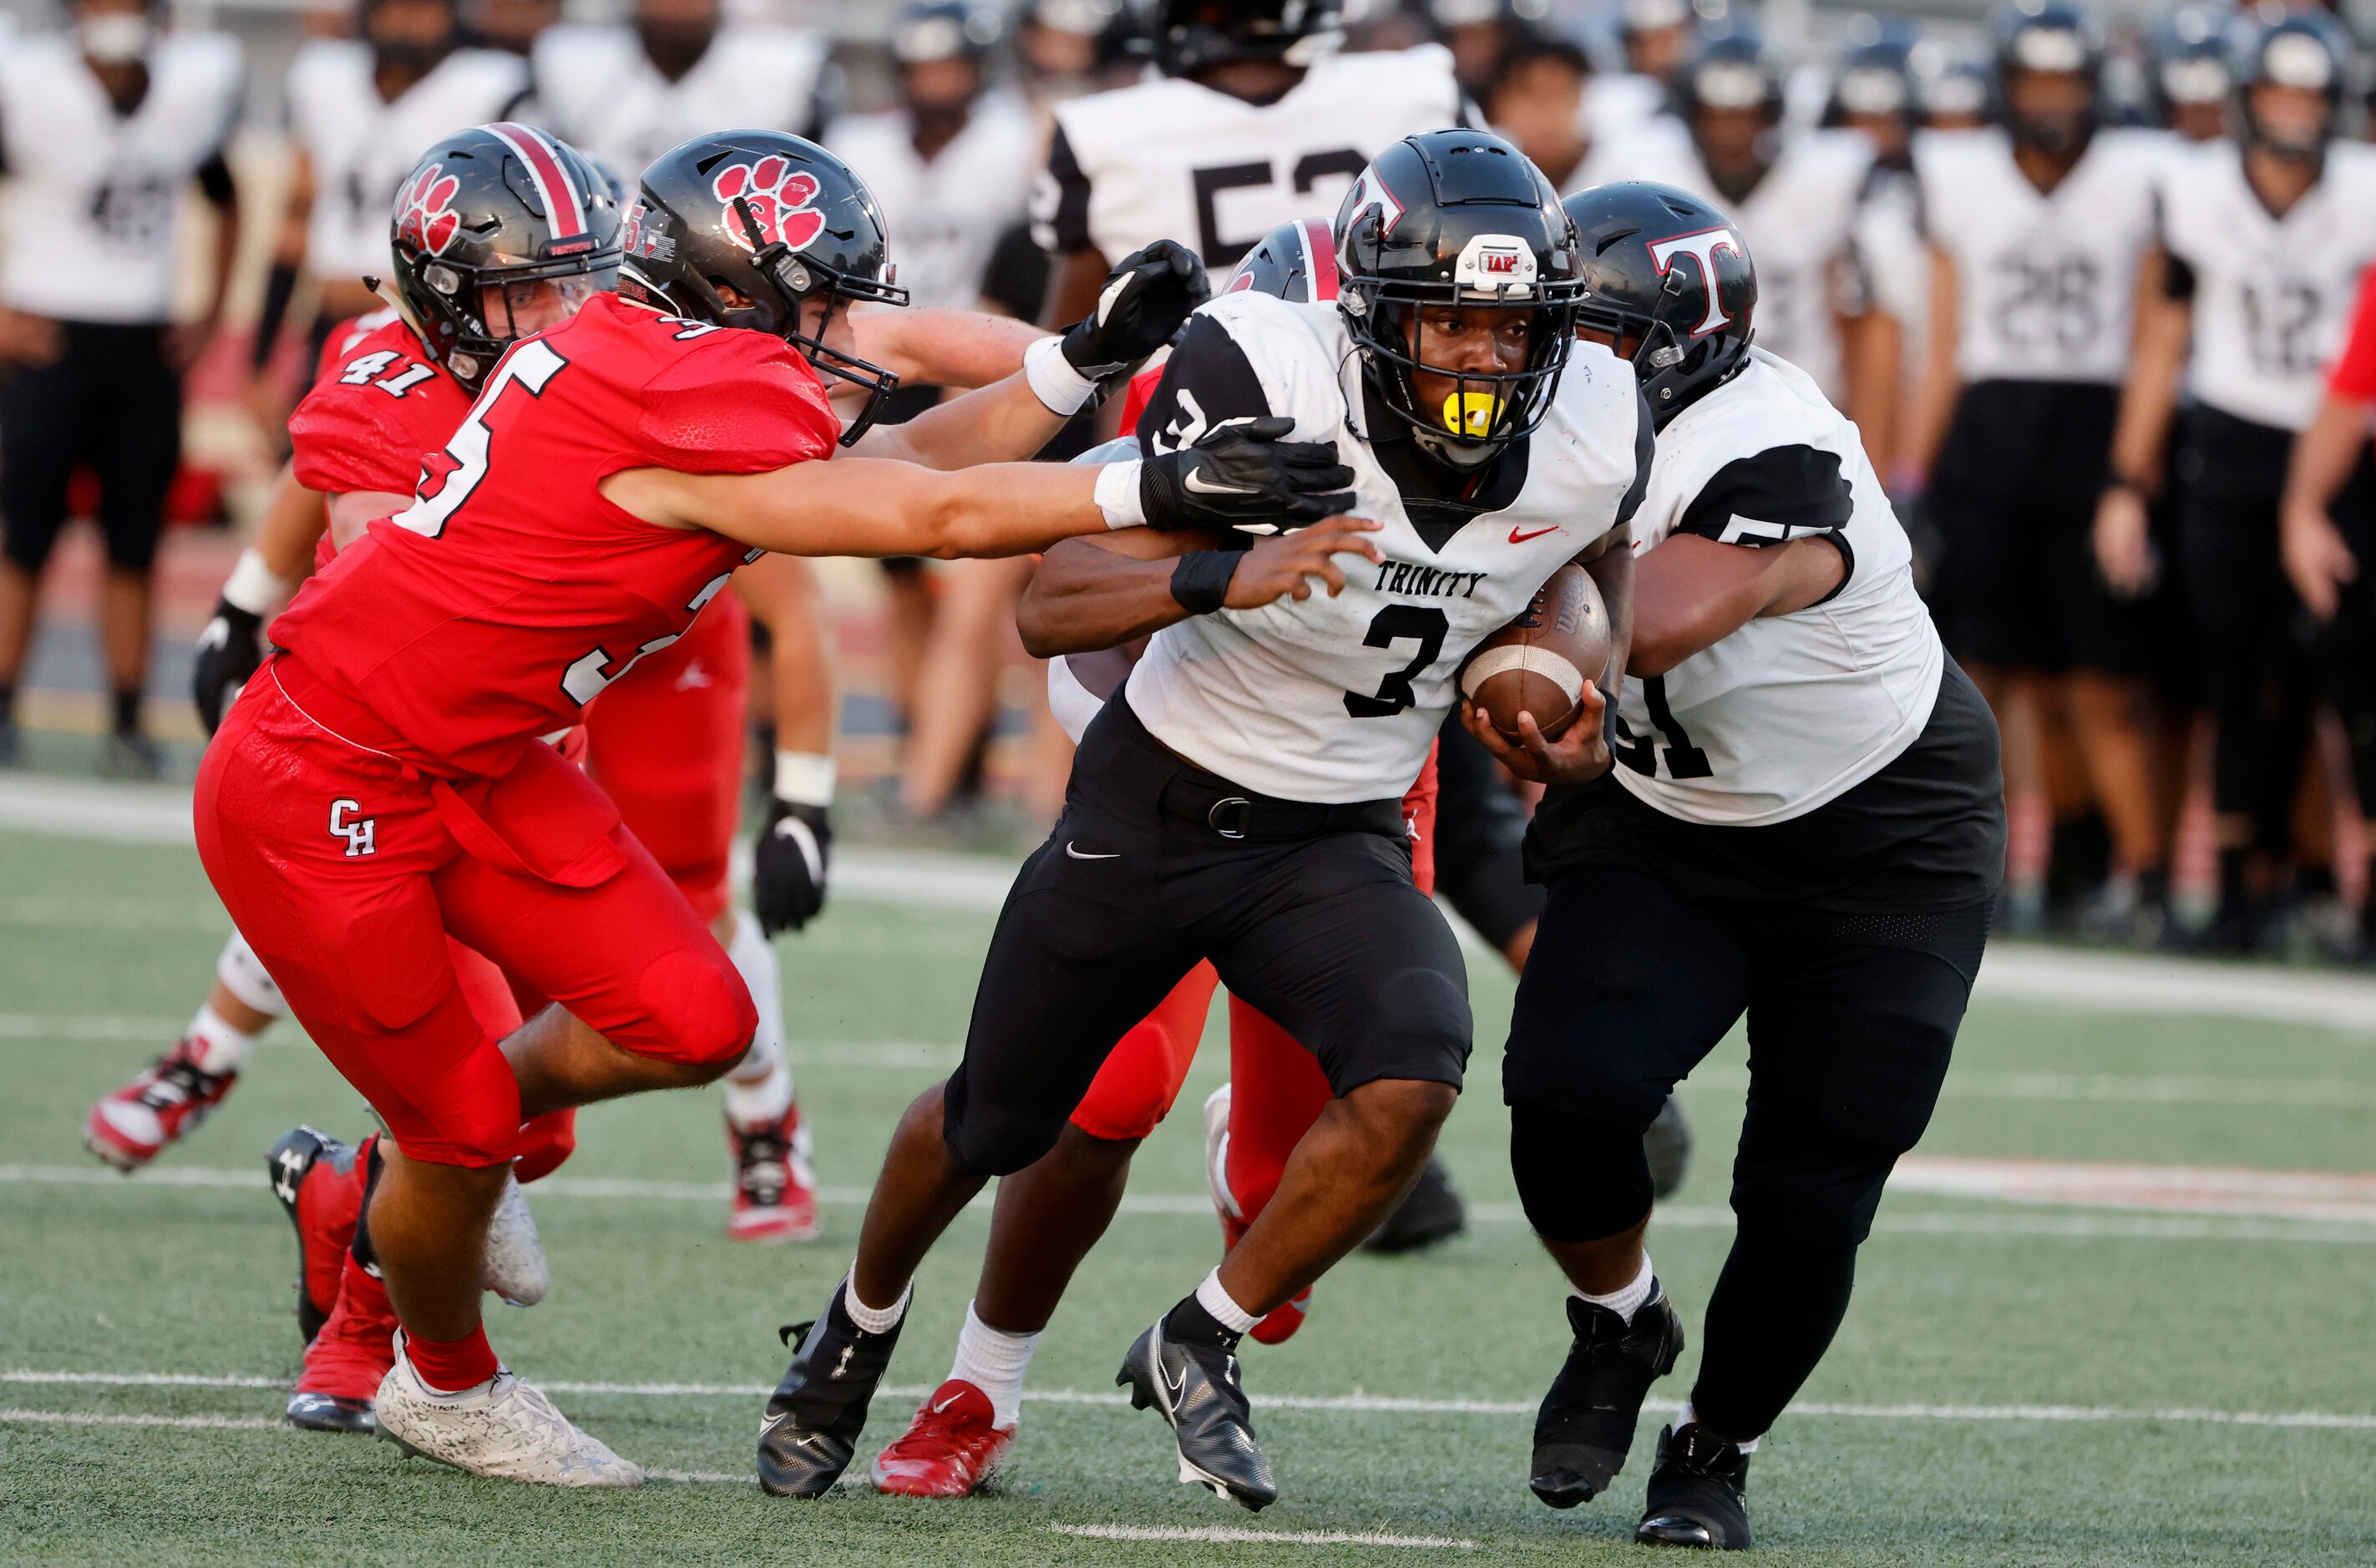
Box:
[1583,25,1876,411]
[251,0,525,425]
[1427,0,1553,103]
[0,0,241,775]
[2097,10,2376,953]
[2146,2,2234,147]
[1595,0,1697,143]
[1909,0,2173,945]
[1484,29,1597,194]
[529,0,832,178]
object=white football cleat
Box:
[376,1336,641,1488]
[482,1175,549,1307]
[1202,1083,1241,1226]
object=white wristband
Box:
[773,750,836,808]
[1022,334,1099,417]
[1093,458,1147,530]
[221,547,293,616]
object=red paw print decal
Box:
[712,157,823,255]
[397,163,462,256]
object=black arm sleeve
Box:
[195,149,236,207]
[2163,252,2197,302]
[1673,444,1855,545]
[1614,386,1656,532]
[1132,311,1273,455]
[1031,123,1094,255]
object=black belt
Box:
[1089,691,1406,842]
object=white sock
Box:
[843,1266,911,1335]
[1676,1400,1760,1454]
[947,1300,1039,1429]
[1573,1253,1656,1325]
[1194,1267,1260,1336]
[185,1004,260,1076]
[722,912,796,1129]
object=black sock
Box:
[349,1136,385,1272]
[0,683,14,723]
[1162,1292,1244,1353]
[111,688,142,736]
[1687,1228,1857,1442]
[2216,846,2251,909]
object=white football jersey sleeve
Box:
[1123,290,1647,803]
[0,31,242,322]
[1033,43,1467,268]
[531,25,829,180]
[823,91,1039,311]
[1614,349,1942,825]
[1916,125,2171,387]
[287,43,528,287]
[2157,137,2376,432]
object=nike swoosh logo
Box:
[1066,842,1120,860]
[931,1394,962,1414]
[760,1411,790,1438]
[1509,525,1560,544]
[1183,469,1257,497]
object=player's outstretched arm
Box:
[2094,246,2193,596]
[1017,518,1386,657]
[605,417,1355,560]
[193,463,329,734]
[848,306,1052,392]
[1628,534,1848,678]
[854,241,1209,472]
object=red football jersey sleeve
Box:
[2330,263,2376,402]
[289,316,473,499]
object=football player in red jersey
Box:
[195,127,1351,1485]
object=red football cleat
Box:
[266,1127,368,1343]
[869,1380,1016,1498]
[83,1037,240,1171]
[286,1253,398,1434]
[727,1101,819,1243]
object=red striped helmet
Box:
[1223,217,1340,303]
[387,123,624,388]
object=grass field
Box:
[5,820,2376,1565]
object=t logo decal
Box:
[1648,227,1747,336]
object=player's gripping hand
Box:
[1224,518,1386,608]
[753,797,831,936]
[1461,680,1615,787]
[191,597,266,736]
[1064,240,1211,377]
[1142,416,1356,535]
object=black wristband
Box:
[1169,549,1239,615]
[251,262,299,372]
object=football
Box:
[1457,564,1611,742]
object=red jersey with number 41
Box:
[271,292,839,778]
[288,311,474,572]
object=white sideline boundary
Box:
[15,771,2376,1034]
[8,1368,2376,1431]
[1051,1525,1477,1549]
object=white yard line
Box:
[0,1407,283,1432]
[1050,1525,1477,1549]
[8,1370,2376,1432]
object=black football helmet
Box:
[1141,0,1343,76]
[1991,0,2104,154]
[1561,181,1756,429]
[621,130,910,445]
[2234,10,2353,161]
[1335,130,1584,469]
[387,122,622,390]
[893,0,1002,66]
[1674,27,1784,124]
[1911,42,1994,126]
[2145,3,2232,128]
[1223,216,1340,302]
[1826,33,1917,130]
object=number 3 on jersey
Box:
[390,340,569,539]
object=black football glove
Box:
[752,797,831,936]
[192,597,266,736]
[1142,415,1357,535]
[1062,240,1211,386]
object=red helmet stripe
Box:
[486,122,587,242]
[1300,216,1339,302]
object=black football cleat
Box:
[286,1391,377,1435]
[1529,1286,1685,1509]
[1636,1423,1753,1550]
[265,1125,359,1344]
[1117,1317,1278,1511]
[757,1281,903,1498]
[1362,1156,1465,1254]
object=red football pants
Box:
[195,663,756,1168]
[1066,745,1443,1224]
[442,937,575,1183]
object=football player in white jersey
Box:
[1592,0,1690,145]
[2096,11,2376,953]
[1506,180,2003,1552]
[757,130,1647,1510]
[1908,0,2172,943]
[251,0,525,409]
[1579,27,1875,407]
[1032,0,1468,325]
[0,0,242,776]
[529,0,830,181]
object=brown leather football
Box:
[1457,564,1611,742]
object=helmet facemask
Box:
[722,194,911,445]
[401,252,620,388]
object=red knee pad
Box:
[1071,962,1219,1141]
[512,1109,578,1184]
[616,943,757,1066]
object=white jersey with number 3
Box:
[1614,350,1940,826]
[1124,290,1647,803]
[1033,44,1467,269]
